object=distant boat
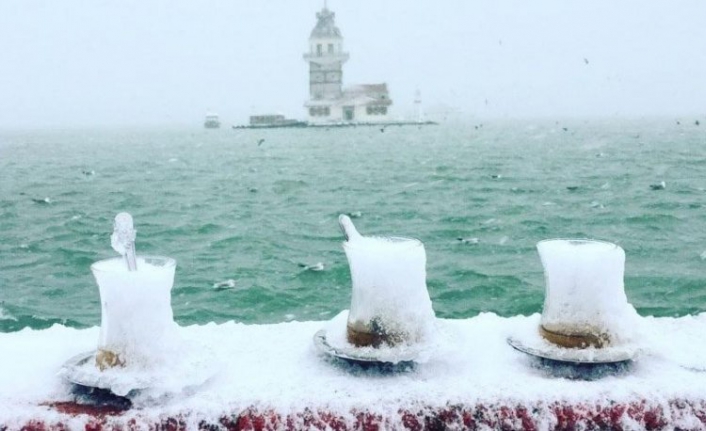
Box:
[204,113,221,129]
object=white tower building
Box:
[304,8,348,101]
[303,7,348,121]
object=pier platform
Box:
[1,313,705,430]
[232,121,437,130]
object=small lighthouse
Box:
[414,89,424,124]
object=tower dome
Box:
[310,8,342,39]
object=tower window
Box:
[366,106,388,115]
[317,44,322,56]
[310,106,330,117]
[328,43,334,54]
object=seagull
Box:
[31,197,51,204]
[457,237,480,244]
[299,262,325,272]
[583,57,589,65]
[590,201,604,209]
[257,138,265,146]
[649,181,666,190]
[347,211,363,218]
[212,279,237,290]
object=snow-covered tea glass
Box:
[343,236,435,347]
[91,256,177,370]
[537,239,628,348]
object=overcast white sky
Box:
[1,1,705,128]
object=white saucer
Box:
[507,335,641,364]
[313,310,432,364]
[59,344,221,398]
[60,350,141,392]
[313,329,423,364]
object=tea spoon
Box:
[338,214,362,241]
[111,212,137,271]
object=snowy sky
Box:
[1,0,705,128]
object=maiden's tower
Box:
[303,5,392,125]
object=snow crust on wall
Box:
[0,313,705,429]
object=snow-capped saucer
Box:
[507,332,641,364]
[59,337,222,399]
[314,310,433,365]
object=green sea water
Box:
[1,119,705,333]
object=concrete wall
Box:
[307,104,391,125]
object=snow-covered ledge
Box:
[1,313,706,430]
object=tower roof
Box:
[310,8,342,39]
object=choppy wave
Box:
[0,303,84,332]
[1,120,705,332]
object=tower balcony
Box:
[303,52,350,64]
